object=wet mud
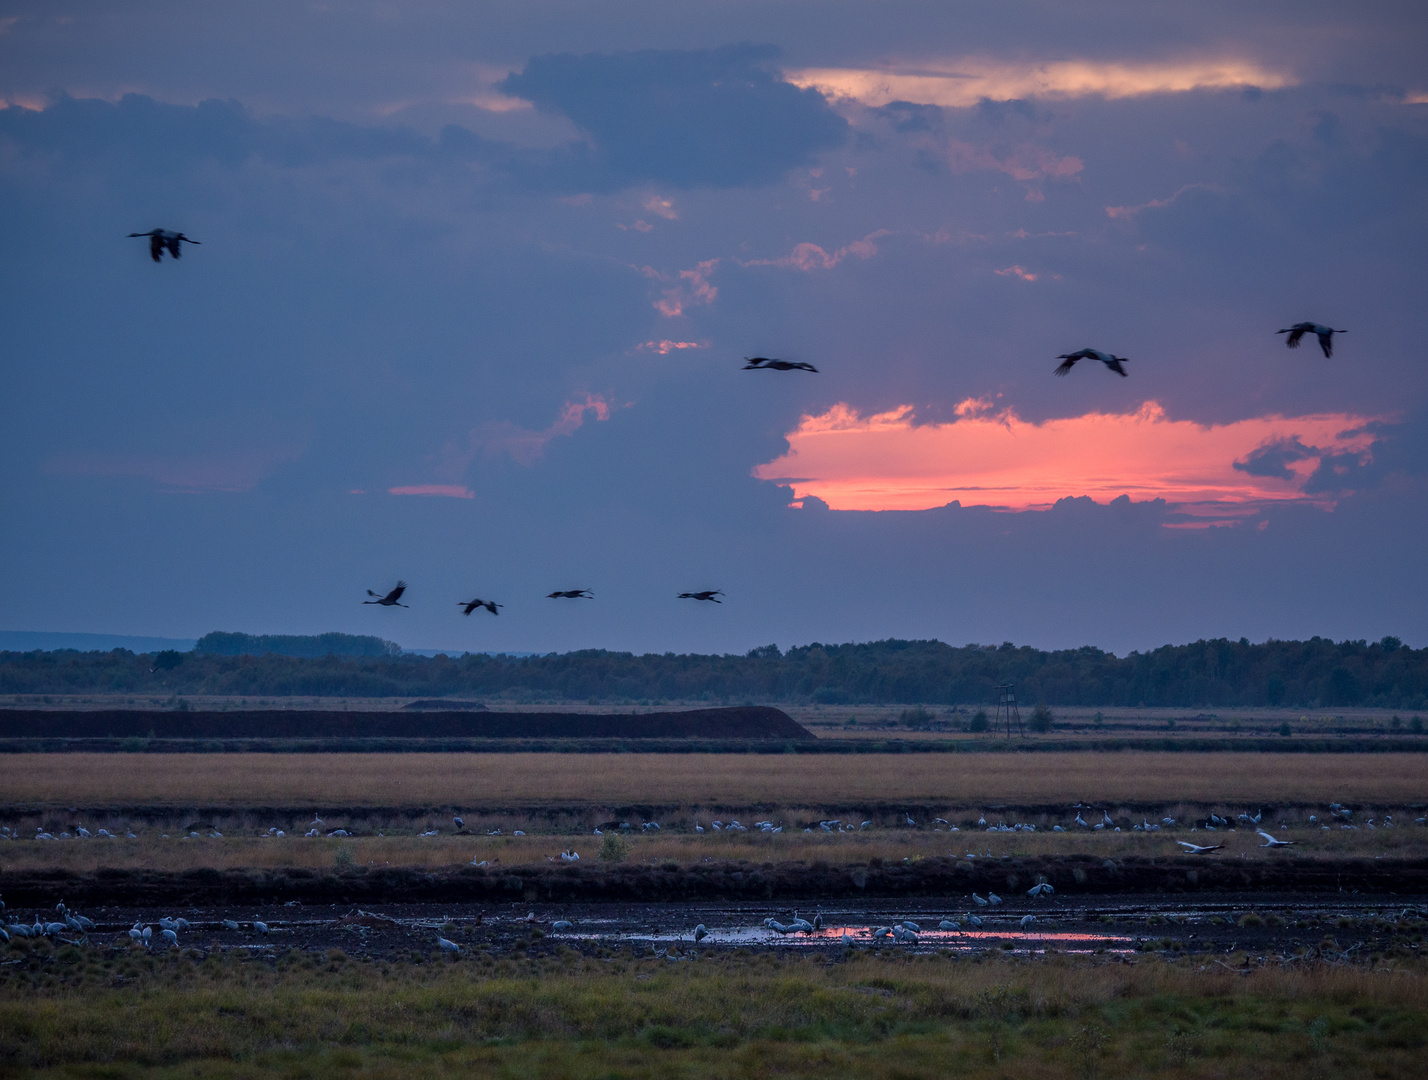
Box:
[6,894,1424,964]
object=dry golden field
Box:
[2,751,1423,809]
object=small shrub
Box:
[1279,721,1292,737]
[899,706,935,728]
[1412,716,1424,733]
[598,833,629,863]
[334,843,355,867]
[1028,703,1054,733]
[969,710,989,733]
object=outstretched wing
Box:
[1105,358,1128,377]
[166,235,183,259]
[150,234,164,262]
[1054,356,1077,376]
[1283,327,1305,348]
[1317,331,1333,358]
[386,582,407,603]
[794,362,819,372]
[460,600,477,615]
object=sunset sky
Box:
[2,1,1425,654]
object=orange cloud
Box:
[753,400,1383,518]
[388,484,475,498]
[786,58,1294,108]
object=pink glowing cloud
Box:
[388,484,475,498]
[939,140,1084,182]
[1106,183,1215,219]
[744,230,891,272]
[753,399,1385,518]
[646,259,719,317]
[786,58,1294,108]
[44,444,305,493]
[636,339,709,355]
[437,394,615,474]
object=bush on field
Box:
[899,706,935,728]
[968,709,989,733]
[1029,703,1054,733]
[598,833,629,864]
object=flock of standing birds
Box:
[129,226,1346,625]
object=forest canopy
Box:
[1,636,1424,709]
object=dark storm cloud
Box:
[498,45,848,188]
[1233,435,1319,479]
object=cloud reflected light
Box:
[787,58,1293,108]
[754,400,1382,522]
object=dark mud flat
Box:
[0,705,812,741]
[6,896,1425,963]
[5,854,1427,908]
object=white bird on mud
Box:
[694,824,704,833]
[904,813,917,826]
[223,919,241,930]
[899,920,921,933]
[162,928,179,947]
[693,924,709,942]
[972,893,989,906]
[128,926,144,944]
[987,893,1003,905]
[253,921,269,934]
[1177,841,1223,854]
[453,817,464,829]
[437,937,460,953]
[1020,915,1037,929]
[872,926,893,939]
[560,849,580,862]
[1027,883,1054,898]
[1257,830,1296,848]
[551,920,573,931]
[938,919,960,931]
[1075,813,1088,827]
[966,914,984,928]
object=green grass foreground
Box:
[1,943,1424,1079]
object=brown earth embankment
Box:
[0,706,811,741]
[4,855,1424,908]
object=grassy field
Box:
[0,941,1422,1079]
[4,752,1425,810]
[1,821,1426,874]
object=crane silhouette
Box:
[1176,841,1224,854]
[459,598,502,615]
[1055,349,1128,377]
[128,229,201,262]
[547,589,593,599]
[744,357,818,372]
[1277,322,1344,358]
[363,582,408,607]
[678,590,724,603]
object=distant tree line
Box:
[193,631,400,659]
[1,635,1424,709]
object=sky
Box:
[2,1,1426,656]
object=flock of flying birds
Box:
[129,227,1346,620]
